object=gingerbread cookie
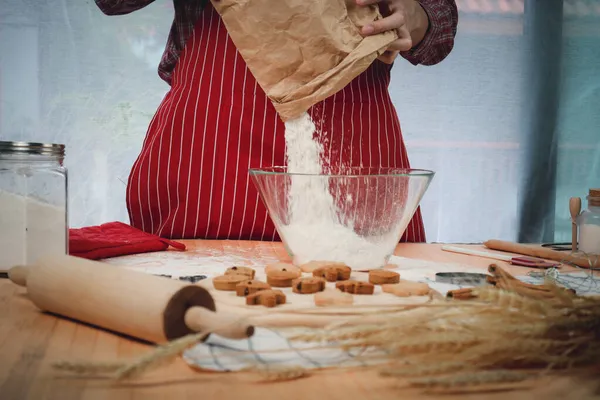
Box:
[312,265,351,282]
[267,270,301,287]
[314,289,354,307]
[212,274,248,291]
[246,290,286,308]
[265,262,301,277]
[382,280,430,297]
[300,260,347,274]
[369,270,400,285]
[225,266,255,279]
[292,277,327,294]
[335,280,374,295]
[235,280,271,297]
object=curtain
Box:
[1,0,599,244]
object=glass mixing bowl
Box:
[249,167,434,270]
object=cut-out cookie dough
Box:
[292,277,327,294]
[225,266,255,279]
[246,290,287,308]
[265,262,301,276]
[312,265,351,282]
[299,260,348,274]
[314,289,354,307]
[382,280,431,297]
[336,280,375,295]
[212,274,248,291]
[235,280,271,297]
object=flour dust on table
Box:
[104,247,282,279]
[280,112,403,270]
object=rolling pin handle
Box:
[8,266,29,287]
[184,306,254,340]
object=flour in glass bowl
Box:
[280,112,401,270]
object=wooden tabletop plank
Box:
[0,241,584,400]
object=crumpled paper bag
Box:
[211,0,397,121]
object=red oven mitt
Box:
[68,221,186,260]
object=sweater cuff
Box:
[400,0,457,66]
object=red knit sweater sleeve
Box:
[400,0,459,66]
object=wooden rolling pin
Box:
[484,240,600,269]
[8,254,254,344]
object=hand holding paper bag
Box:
[210,0,397,121]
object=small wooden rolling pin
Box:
[484,239,600,269]
[8,254,254,343]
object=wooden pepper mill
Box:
[8,254,254,344]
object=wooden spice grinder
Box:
[8,254,254,343]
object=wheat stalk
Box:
[408,370,533,388]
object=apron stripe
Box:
[152,91,177,234]
[178,22,206,236]
[214,35,239,239]
[126,90,164,229]
[377,66,393,167]
[192,16,221,237]
[249,94,269,239]
[202,25,229,238]
[369,68,383,167]
[328,92,337,167]
[338,88,346,167]
[177,21,207,237]
[226,66,248,239]
[160,18,203,236]
[269,111,280,241]
[237,79,259,240]
[349,83,356,167]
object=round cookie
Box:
[292,277,327,294]
[382,280,430,297]
[267,270,301,287]
[369,270,400,285]
[265,262,301,276]
[212,274,248,291]
[336,280,375,295]
[312,265,351,282]
[226,266,255,279]
[235,280,271,297]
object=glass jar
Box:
[0,141,68,270]
[577,188,600,255]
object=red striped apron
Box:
[126,3,426,242]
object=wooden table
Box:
[0,241,594,400]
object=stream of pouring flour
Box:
[281,112,402,270]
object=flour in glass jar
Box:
[0,190,66,270]
[280,112,402,270]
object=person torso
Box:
[126,2,426,242]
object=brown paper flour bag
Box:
[210,0,397,121]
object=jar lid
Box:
[590,188,600,197]
[0,141,65,157]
